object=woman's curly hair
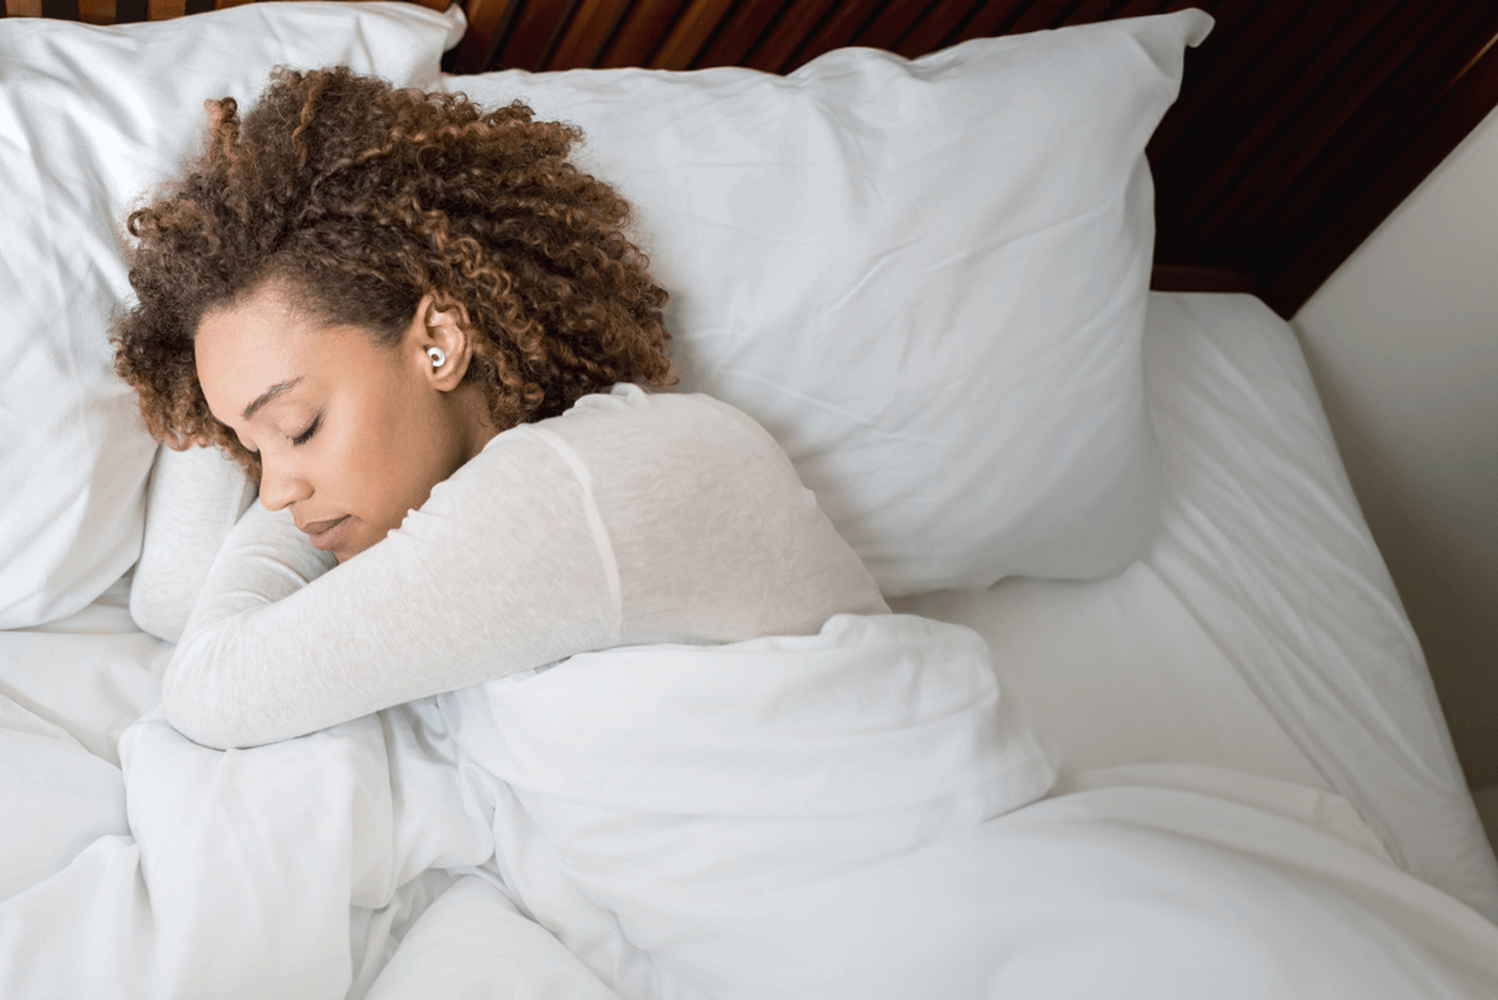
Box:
[112,66,675,474]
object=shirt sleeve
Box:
[549,386,891,646]
[129,444,258,644]
[163,427,618,749]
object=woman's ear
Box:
[412,294,474,390]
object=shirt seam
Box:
[521,424,624,647]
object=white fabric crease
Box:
[0,612,1056,998]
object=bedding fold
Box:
[0,612,1053,998]
[443,612,1055,996]
[6,610,1498,998]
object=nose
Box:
[258,459,313,512]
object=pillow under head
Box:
[0,2,463,628]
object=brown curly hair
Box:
[112,65,675,474]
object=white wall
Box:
[1292,105,1498,790]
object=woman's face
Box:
[195,283,491,562]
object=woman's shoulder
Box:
[545,384,783,460]
[457,383,795,504]
[564,382,748,424]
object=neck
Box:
[452,382,502,464]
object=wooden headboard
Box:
[7,0,1497,319]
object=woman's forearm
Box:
[162,430,618,750]
[164,502,338,746]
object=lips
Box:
[298,514,352,551]
[298,515,345,536]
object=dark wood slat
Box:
[1225,2,1467,264]
[857,0,940,51]
[1008,0,1086,36]
[1172,0,1409,253]
[1150,264,1258,294]
[40,0,79,18]
[1061,0,1128,25]
[948,0,1043,48]
[598,0,692,66]
[533,0,583,68]
[748,0,841,72]
[1148,0,1304,169]
[547,0,630,67]
[795,0,893,65]
[649,0,739,68]
[1110,0,1165,17]
[1265,22,1498,315]
[182,0,211,14]
[1271,1,1497,233]
[450,0,518,73]
[499,0,577,70]
[896,0,987,57]
[1204,1,1464,257]
[116,0,149,22]
[1150,2,1326,252]
[1255,8,1498,303]
[695,0,787,67]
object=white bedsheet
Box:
[2,612,1059,998]
[4,290,1498,995]
[894,291,1498,921]
[0,575,158,902]
[8,619,1498,994]
[6,610,1498,998]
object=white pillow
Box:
[0,2,464,629]
[444,9,1213,596]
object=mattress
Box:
[891,291,1498,921]
[3,290,1495,927]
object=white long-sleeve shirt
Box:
[162,385,889,749]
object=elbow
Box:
[160,641,243,751]
[160,685,233,751]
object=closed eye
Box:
[292,414,322,446]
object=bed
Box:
[2,1,1497,996]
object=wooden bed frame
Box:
[7,0,1497,319]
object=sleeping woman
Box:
[111,66,888,750]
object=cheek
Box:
[340,383,453,528]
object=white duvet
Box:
[5,608,1498,998]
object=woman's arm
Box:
[164,428,618,749]
[166,388,888,750]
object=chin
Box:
[332,539,367,564]
[332,522,396,563]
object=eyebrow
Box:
[242,378,303,421]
